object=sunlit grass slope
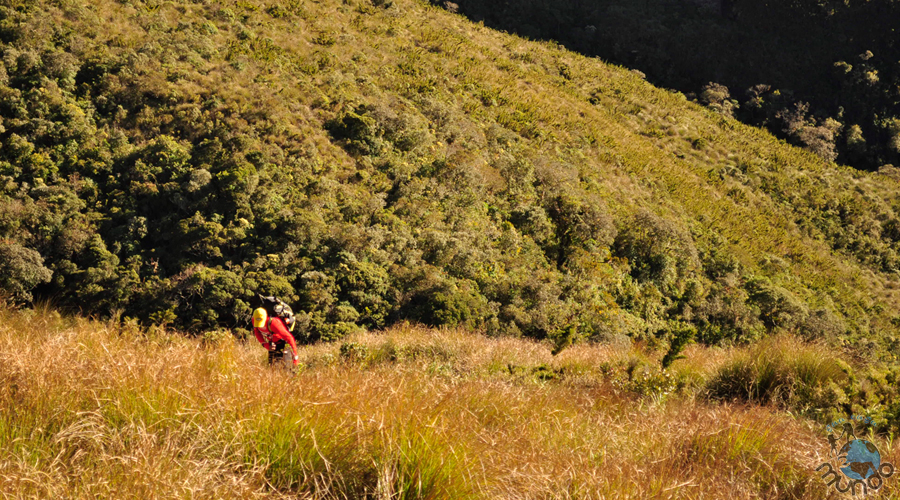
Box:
[3,0,900,349]
[2,306,898,499]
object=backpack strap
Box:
[261,317,275,342]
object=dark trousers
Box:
[267,340,286,365]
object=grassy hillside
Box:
[3,306,899,498]
[0,0,899,356]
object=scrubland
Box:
[2,0,900,356]
[2,306,897,499]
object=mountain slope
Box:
[0,0,898,355]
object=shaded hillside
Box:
[0,0,899,355]
[439,0,900,170]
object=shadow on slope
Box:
[437,0,900,169]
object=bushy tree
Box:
[745,277,809,331]
[614,211,699,295]
[0,240,51,301]
[698,83,737,117]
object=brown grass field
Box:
[1,305,897,499]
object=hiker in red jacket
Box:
[252,307,299,366]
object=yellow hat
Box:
[252,308,268,328]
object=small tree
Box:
[699,83,737,117]
[0,241,52,302]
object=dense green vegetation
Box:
[442,0,900,170]
[0,0,899,360]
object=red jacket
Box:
[253,317,299,361]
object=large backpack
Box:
[259,294,296,332]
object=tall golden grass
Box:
[1,307,897,498]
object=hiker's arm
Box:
[252,328,269,349]
[271,320,299,364]
[285,334,299,364]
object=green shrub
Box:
[177,266,245,331]
[745,277,809,331]
[693,279,764,345]
[300,271,338,312]
[698,82,737,117]
[431,280,491,330]
[611,356,679,398]
[798,308,846,341]
[545,192,615,268]
[318,321,362,342]
[325,108,383,156]
[339,341,369,362]
[201,327,232,345]
[333,252,391,328]
[367,103,431,152]
[0,240,52,301]
[661,321,695,369]
[613,211,699,295]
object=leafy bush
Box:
[339,341,369,362]
[611,356,680,398]
[613,211,699,295]
[0,240,52,301]
[693,279,764,345]
[325,107,384,156]
[745,277,809,331]
[401,268,492,331]
[545,192,615,268]
[661,321,695,369]
[698,82,737,117]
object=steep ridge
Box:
[0,0,898,355]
